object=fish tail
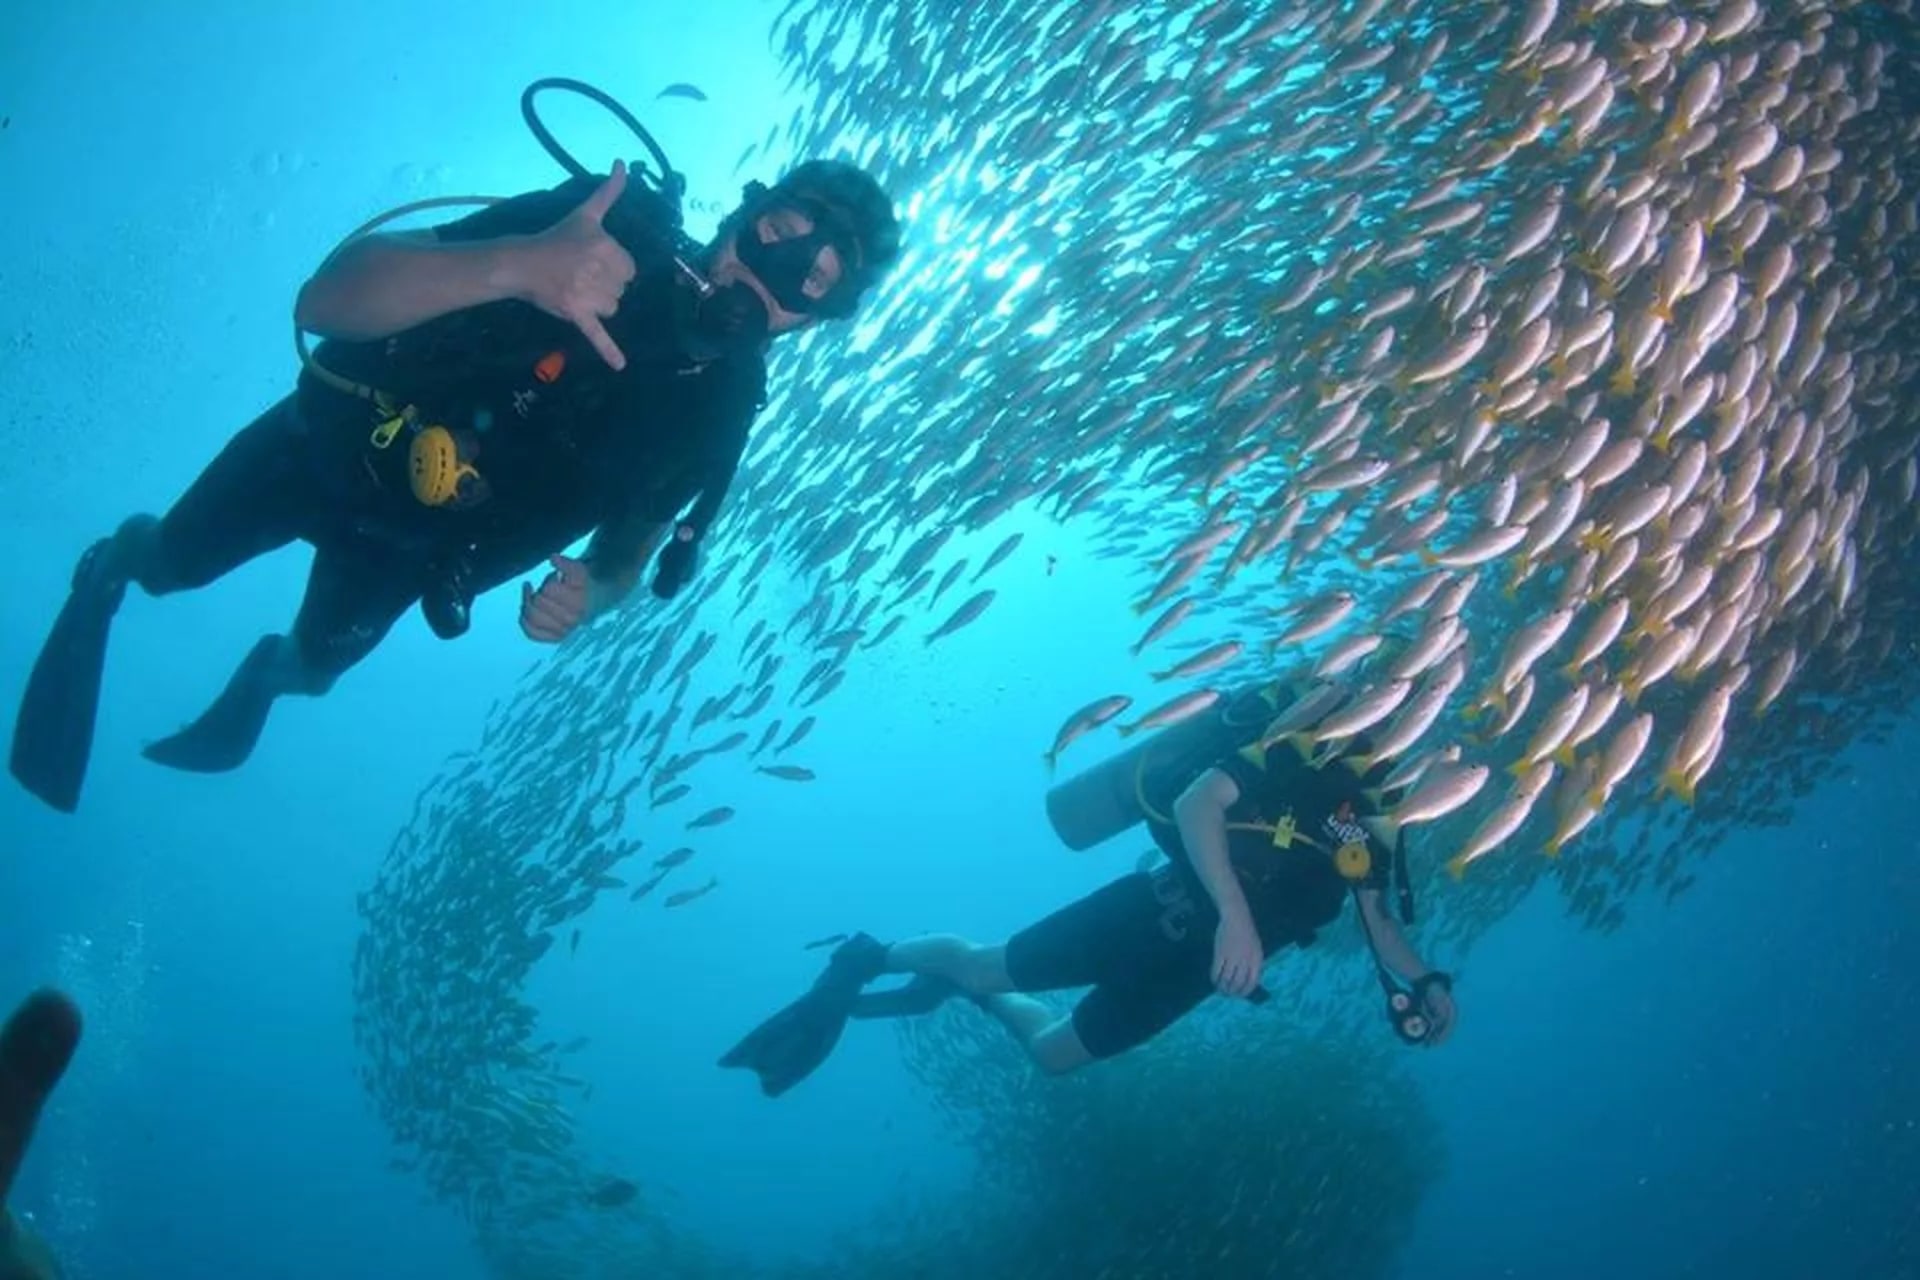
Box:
[1418,547,1439,568]
[1506,758,1532,778]
[1553,745,1579,768]
[1652,301,1674,325]
[1608,368,1636,396]
[1445,853,1470,881]
[1542,836,1563,859]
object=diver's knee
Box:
[281,634,344,696]
[106,514,177,595]
[1027,1020,1095,1076]
[940,941,1014,993]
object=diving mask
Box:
[732,186,862,317]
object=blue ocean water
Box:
[2,3,1915,1279]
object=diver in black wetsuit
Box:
[10,151,901,811]
[720,681,1459,1097]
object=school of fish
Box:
[349,0,1920,1269]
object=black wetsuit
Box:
[136,175,765,680]
[1003,740,1393,1059]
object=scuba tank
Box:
[1044,679,1346,852]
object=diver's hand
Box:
[1420,980,1457,1046]
[1210,913,1264,998]
[510,162,639,371]
[520,555,591,643]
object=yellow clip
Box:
[370,414,406,449]
[1270,812,1296,849]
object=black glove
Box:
[651,528,700,600]
[421,557,475,640]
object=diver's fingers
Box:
[524,592,576,634]
[519,584,563,642]
[575,160,628,228]
[0,989,82,1207]
[521,608,567,643]
[575,312,628,372]
[552,554,591,587]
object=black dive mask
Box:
[732,192,859,317]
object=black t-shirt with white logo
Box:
[1150,738,1393,951]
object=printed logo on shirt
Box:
[1324,799,1369,850]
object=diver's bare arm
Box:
[295,231,535,341]
[1173,768,1257,925]
[1357,890,1434,983]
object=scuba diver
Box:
[10,80,902,813]
[720,679,1457,1095]
[0,989,82,1279]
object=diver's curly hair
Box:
[772,159,903,317]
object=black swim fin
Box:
[10,532,139,813]
[142,636,290,774]
[719,934,891,1097]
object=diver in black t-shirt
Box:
[13,151,901,811]
[720,681,1457,1097]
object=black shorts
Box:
[1003,870,1223,1060]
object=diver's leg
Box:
[848,934,1083,1067]
[10,399,308,809]
[142,540,418,773]
[134,394,315,595]
[880,934,1019,993]
[1003,871,1213,1075]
